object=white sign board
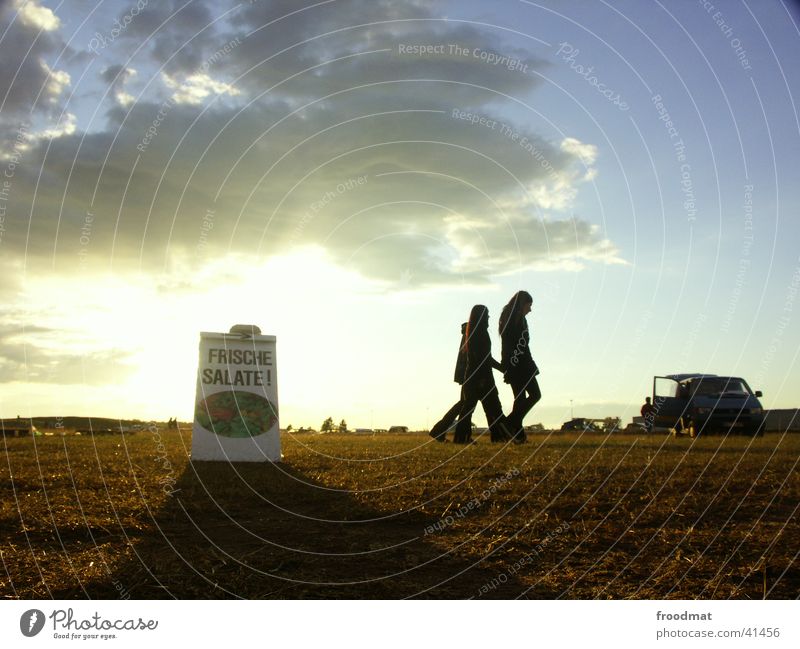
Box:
[191,329,280,462]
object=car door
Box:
[652,376,688,429]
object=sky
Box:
[0,0,798,430]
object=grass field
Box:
[2,428,798,599]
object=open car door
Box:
[652,376,688,430]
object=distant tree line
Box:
[321,417,348,433]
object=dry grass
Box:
[1,428,798,599]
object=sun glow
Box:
[8,250,384,422]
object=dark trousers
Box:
[430,398,463,440]
[508,375,541,440]
[454,380,505,443]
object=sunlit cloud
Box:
[16,0,60,32]
[163,72,241,105]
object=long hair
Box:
[463,305,489,352]
[498,290,532,335]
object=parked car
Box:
[560,418,604,432]
[652,373,765,437]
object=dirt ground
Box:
[2,429,798,599]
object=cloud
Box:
[0,1,67,114]
[109,0,215,75]
[220,4,547,107]
[0,0,74,154]
[561,136,598,165]
[2,97,622,283]
[101,64,138,106]
[163,71,240,105]
[15,0,60,32]
[0,0,622,290]
[0,323,134,385]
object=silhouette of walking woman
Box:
[429,322,468,442]
[453,305,512,444]
[499,291,541,443]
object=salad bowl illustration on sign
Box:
[195,390,278,438]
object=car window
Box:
[654,377,679,398]
[691,378,750,396]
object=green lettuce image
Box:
[195,390,278,438]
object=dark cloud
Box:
[108,0,216,76]
[0,0,621,288]
[0,323,134,385]
[100,64,137,105]
[1,95,618,283]
[218,3,547,106]
[0,0,71,151]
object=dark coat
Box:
[453,323,468,384]
[501,316,538,384]
[463,306,501,390]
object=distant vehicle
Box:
[652,374,765,437]
[354,428,374,434]
[560,418,604,432]
[0,419,39,437]
[388,426,409,433]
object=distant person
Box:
[640,397,655,432]
[429,322,468,442]
[499,291,540,444]
[453,305,512,444]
